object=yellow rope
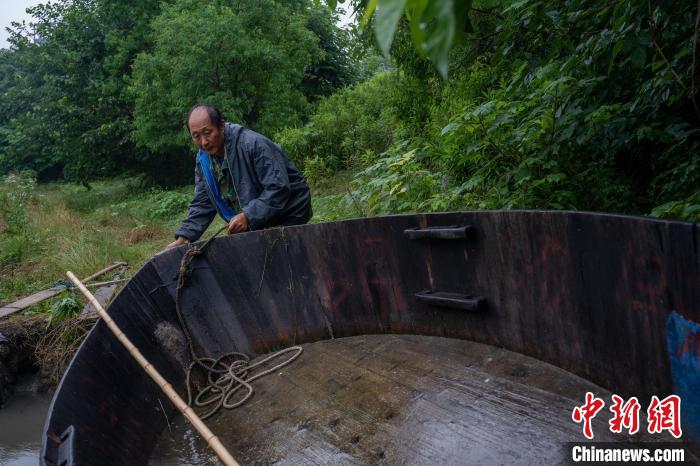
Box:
[174,226,303,420]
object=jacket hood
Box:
[224,123,244,155]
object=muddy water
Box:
[150,334,688,465]
[0,372,52,465]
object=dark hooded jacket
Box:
[175,123,312,241]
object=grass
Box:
[1,178,188,307]
[309,170,365,222]
[0,174,234,382]
[0,167,365,388]
[0,170,362,311]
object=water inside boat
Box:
[150,334,675,465]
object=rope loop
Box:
[173,225,303,420]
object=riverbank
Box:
[0,315,57,465]
[0,317,47,406]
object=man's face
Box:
[188,108,225,157]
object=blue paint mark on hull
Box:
[667,311,700,441]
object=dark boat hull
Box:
[41,211,700,464]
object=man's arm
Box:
[241,138,292,230]
[172,163,217,244]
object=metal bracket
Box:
[404,225,473,240]
[54,425,75,466]
[415,290,487,311]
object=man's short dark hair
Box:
[187,103,224,132]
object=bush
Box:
[651,190,700,222]
[106,187,192,221]
[275,126,315,171]
[344,0,700,218]
[147,190,192,219]
[0,171,37,267]
[48,294,82,325]
[0,235,26,266]
[275,72,397,179]
[349,143,460,215]
[63,178,144,213]
[302,156,334,187]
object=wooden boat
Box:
[41,211,699,464]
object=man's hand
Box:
[166,236,190,249]
[227,212,249,234]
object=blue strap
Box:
[197,150,237,222]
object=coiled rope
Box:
[173,225,303,420]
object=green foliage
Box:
[0,235,27,267]
[144,190,192,219]
[0,172,37,267]
[100,184,193,221]
[0,0,353,182]
[48,293,82,325]
[60,176,195,243]
[339,0,474,77]
[0,172,35,231]
[276,72,396,175]
[274,126,313,170]
[303,5,358,99]
[130,0,336,152]
[0,0,161,182]
[651,191,700,222]
[309,170,365,221]
[0,0,697,227]
[304,156,336,186]
[349,144,455,214]
[0,178,208,307]
[340,0,700,219]
[62,176,144,213]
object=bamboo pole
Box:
[66,271,238,466]
[85,278,128,288]
[82,261,128,283]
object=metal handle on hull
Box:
[404,225,473,240]
[415,290,487,311]
[44,425,74,466]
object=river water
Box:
[0,372,52,465]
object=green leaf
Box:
[608,39,623,75]
[421,0,456,79]
[545,173,566,183]
[440,121,457,135]
[361,0,380,27]
[453,0,473,37]
[407,0,429,57]
[374,0,408,57]
[503,0,530,13]
[630,47,645,69]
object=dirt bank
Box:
[0,317,50,405]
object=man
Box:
[167,103,312,248]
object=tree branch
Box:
[648,0,687,92]
[691,0,700,121]
[470,7,504,20]
[647,0,700,123]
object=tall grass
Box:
[0,171,355,309]
[0,177,189,306]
